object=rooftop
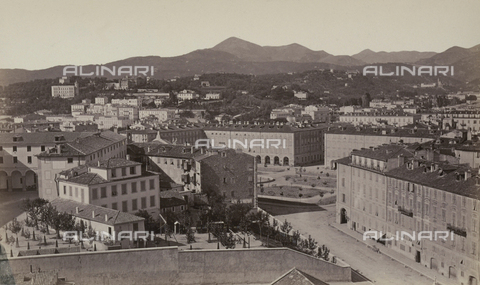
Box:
[203,123,328,133]
[50,198,144,226]
[87,158,140,169]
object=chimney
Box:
[105,214,108,222]
[465,170,471,181]
[75,207,79,214]
[126,154,130,160]
[56,144,61,153]
[92,211,95,218]
[397,155,405,167]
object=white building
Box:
[51,83,78,99]
[302,105,330,122]
[205,93,221,100]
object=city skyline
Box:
[1,0,479,70]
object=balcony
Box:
[446,224,467,238]
[398,206,413,217]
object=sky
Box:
[1,0,479,70]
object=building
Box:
[203,122,327,166]
[455,141,480,168]
[96,116,132,130]
[36,131,127,201]
[154,124,206,145]
[50,198,145,236]
[442,111,480,132]
[339,112,419,127]
[56,158,160,216]
[0,132,93,192]
[111,98,140,107]
[120,129,158,144]
[301,105,330,122]
[204,93,221,100]
[60,121,98,132]
[176,90,198,101]
[335,144,480,285]
[324,124,440,166]
[139,109,176,121]
[51,83,78,99]
[129,144,256,203]
[95,96,109,105]
[270,104,303,120]
[293,91,309,100]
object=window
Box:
[121,168,126,176]
[112,185,118,196]
[149,179,154,190]
[0,157,3,164]
[131,182,137,192]
[27,146,31,152]
[41,146,45,151]
[130,166,136,175]
[122,201,128,212]
[132,199,138,211]
[122,184,127,195]
[112,203,118,210]
[141,181,146,191]
[92,188,98,200]
[111,169,116,178]
[27,156,32,164]
[67,158,73,164]
[0,146,2,151]
[150,195,155,207]
[13,157,18,163]
[69,186,72,196]
[342,194,346,203]
[101,187,107,198]
[63,186,66,195]
[141,197,146,209]
[13,146,17,152]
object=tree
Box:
[41,203,76,239]
[135,210,160,233]
[22,198,48,230]
[317,244,330,261]
[8,218,22,237]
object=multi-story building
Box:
[111,98,140,107]
[50,198,145,236]
[56,158,160,216]
[176,90,198,101]
[203,122,327,166]
[119,129,158,144]
[455,141,480,168]
[339,112,420,127]
[0,132,92,192]
[139,109,176,121]
[36,131,127,201]
[204,93,221,100]
[442,111,480,132]
[335,144,480,285]
[51,82,78,99]
[270,104,303,120]
[155,125,206,145]
[129,144,256,203]
[95,96,108,105]
[301,105,330,122]
[96,116,132,130]
[324,124,439,167]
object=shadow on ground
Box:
[258,197,325,216]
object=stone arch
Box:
[25,170,37,190]
[0,171,8,190]
[264,156,271,165]
[283,157,289,166]
[274,156,280,165]
[11,170,23,191]
[255,155,261,164]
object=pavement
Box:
[274,204,443,285]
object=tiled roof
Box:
[203,123,328,133]
[351,144,416,161]
[64,173,107,185]
[87,158,140,169]
[129,143,203,159]
[38,131,125,157]
[325,123,440,138]
[387,162,480,200]
[0,132,93,145]
[160,197,187,208]
[50,198,144,226]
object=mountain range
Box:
[1,37,479,86]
